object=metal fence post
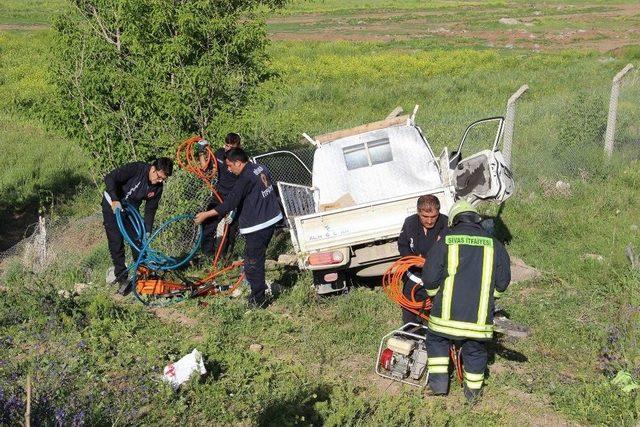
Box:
[604,63,634,158]
[34,215,47,272]
[503,84,529,169]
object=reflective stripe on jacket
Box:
[422,222,511,340]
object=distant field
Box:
[0,0,65,25]
[270,1,640,52]
[283,0,640,13]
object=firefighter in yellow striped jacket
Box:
[421,200,511,401]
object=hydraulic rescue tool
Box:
[375,323,430,387]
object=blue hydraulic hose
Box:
[114,203,203,304]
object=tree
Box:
[50,0,286,173]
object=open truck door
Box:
[449,117,514,203]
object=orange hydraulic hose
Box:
[175,136,245,290]
[176,135,222,203]
[449,345,464,385]
[383,256,465,385]
[382,256,432,321]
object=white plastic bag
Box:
[162,348,207,389]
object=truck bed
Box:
[292,186,455,253]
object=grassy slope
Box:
[0,28,91,250]
[1,0,640,425]
[0,0,66,25]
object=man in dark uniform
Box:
[195,148,283,308]
[197,133,241,259]
[397,194,448,324]
[422,200,511,401]
[102,157,174,294]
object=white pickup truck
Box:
[255,108,515,294]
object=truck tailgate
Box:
[293,188,454,253]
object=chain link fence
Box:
[152,169,212,258]
[253,147,314,188]
[0,212,104,281]
[504,65,638,197]
[0,170,213,281]
[1,65,637,280]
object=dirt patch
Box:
[366,372,406,395]
[0,201,39,252]
[268,10,457,26]
[51,215,104,258]
[511,256,542,284]
[490,360,527,377]
[151,306,200,327]
[495,387,576,426]
[340,353,408,395]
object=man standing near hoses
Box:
[422,200,511,401]
[197,133,241,260]
[102,157,174,295]
[195,148,283,308]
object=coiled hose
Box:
[382,256,433,321]
[175,136,245,295]
[382,255,463,384]
[115,203,202,304]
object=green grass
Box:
[0,0,65,25]
[237,41,640,184]
[0,28,90,250]
[1,0,640,424]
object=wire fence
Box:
[153,169,211,258]
[0,212,104,281]
[1,65,638,280]
[0,173,213,281]
[253,147,314,188]
[505,65,639,197]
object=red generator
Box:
[375,323,429,387]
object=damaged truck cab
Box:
[255,108,514,295]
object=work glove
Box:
[224,210,235,225]
[197,139,210,155]
[111,201,122,213]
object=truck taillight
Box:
[308,251,344,266]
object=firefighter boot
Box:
[117,278,132,296]
[460,339,487,403]
[463,383,482,403]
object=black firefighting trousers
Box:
[426,330,487,398]
[101,199,139,283]
[243,225,275,305]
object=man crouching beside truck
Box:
[422,200,510,401]
[397,194,448,324]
